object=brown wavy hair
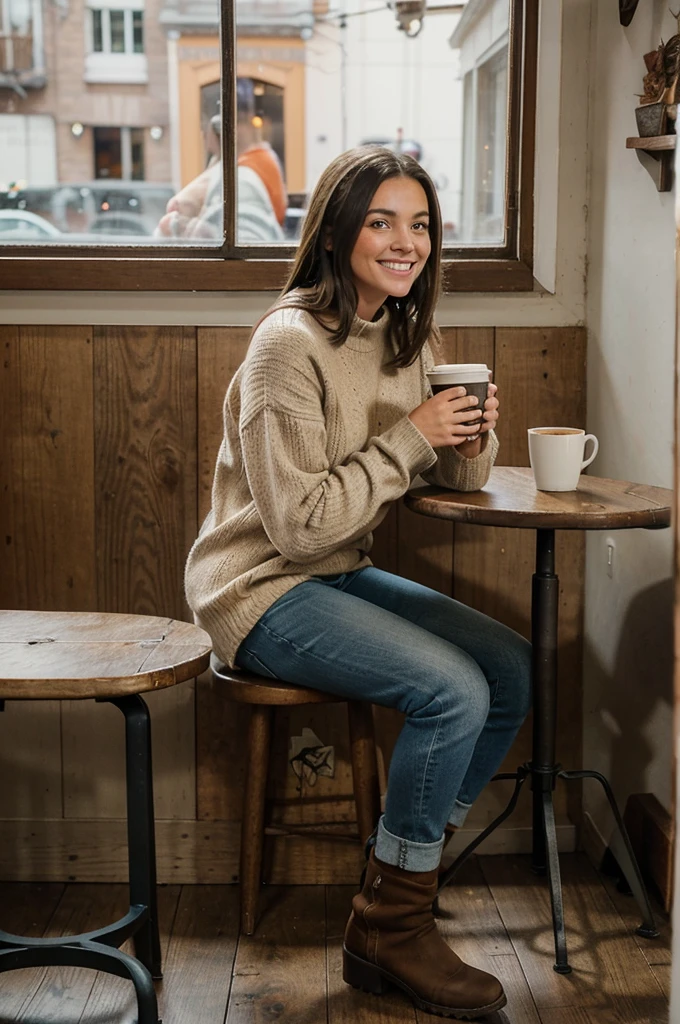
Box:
[272,146,442,368]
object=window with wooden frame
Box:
[0,0,537,291]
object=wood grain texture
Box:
[0,326,24,610]
[160,885,240,1024]
[93,325,197,620]
[482,854,668,1018]
[494,328,587,465]
[0,256,535,293]
[226,885,327,1024]
[75,884,181,1024]
[0,611,211,698]
[0,326,95,820]
[0,818,242,884]
[0,322,592,883]
[13,884,133,1023]
[0,881,65,1020]
[598,869,672,967]
[406,470,672,530]
[18,326,97,611]
[196,326,251,821]
[69,324,200,820]
[418,859,540,1024]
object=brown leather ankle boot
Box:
[343,849,506,1019]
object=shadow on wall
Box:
[582,576,673,818]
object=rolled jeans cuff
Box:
[375,815,444,872]
[447,799,473,828]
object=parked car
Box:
[0,181,175,237]
[0,209,61,240]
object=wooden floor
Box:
[0,854,671,1024]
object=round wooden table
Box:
[405,467,672,974]
[0,611,212,1024]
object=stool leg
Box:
[240,705,273,936]
[347,701,381,844]
[109,694,162,979]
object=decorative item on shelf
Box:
[627,25,680,191]
[620,0,641,26]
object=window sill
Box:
[0,256,535,292]
[84,52,147,84]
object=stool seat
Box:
[0,610,211,700]
[211,655,381,935]
[212,657,345,704]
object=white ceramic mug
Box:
[528,427,599,491]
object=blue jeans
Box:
[236,567,532,872]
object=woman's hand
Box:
[479,383,499,435]
[409,383,500,456]
[456,383,499,458]
[408,387,483,448]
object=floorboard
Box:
[419,860,541,1024]
[226,885,327,1024]
[76,883,181,1024]
[161,884,240,1024]
[0,855,670,1024]
[14,884,134,1023]
[598,871,672,967]
[481,854,668,1023]
[0,882,65,1021]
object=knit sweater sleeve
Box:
[239,327,438,565]
[417,340,499,492]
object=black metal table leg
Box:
[560,768,658,938]
[436,525,658,972]
[531,529,559,876]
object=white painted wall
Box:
[582,0,675,855]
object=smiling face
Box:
[349,176,432,321]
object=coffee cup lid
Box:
[426,363,490,385]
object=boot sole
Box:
[342,947,507,1020]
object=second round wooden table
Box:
[405,467,672,974]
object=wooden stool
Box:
[212,658,382,935]
[0,610,212,1024]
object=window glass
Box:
[92,9,103,52]
[233,0,512,246]
[109,9,125,53]
[132,10,143,54]
[0,0,513,250]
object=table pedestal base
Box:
[437,527,659,975]
[0,695,161,1024]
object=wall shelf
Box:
[626,135,676,191]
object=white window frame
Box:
[84,2,147,83]
[88,7,143,55]
[460,33,509,243]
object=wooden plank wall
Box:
[0,323,586,884]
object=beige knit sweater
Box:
[185,303,498,666]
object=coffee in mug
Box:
[528,427,599,491]
[426,364,491,426]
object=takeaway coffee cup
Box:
[426,364,492,427]
[528,427,599,491]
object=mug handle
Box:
[581,434,599,470]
